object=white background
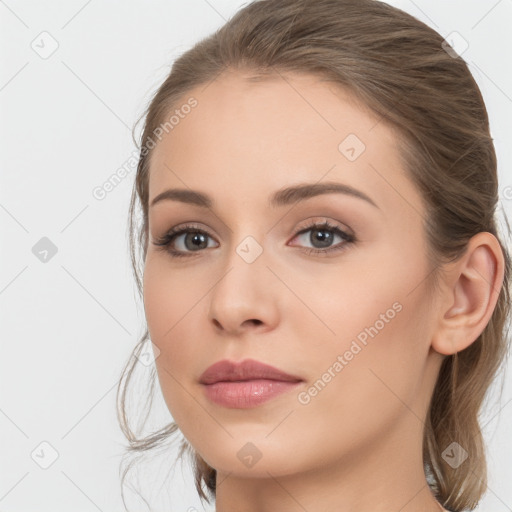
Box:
[1,1,511,511]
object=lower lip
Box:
[202,379,302,408]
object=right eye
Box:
[152,224,219,258]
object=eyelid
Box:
[293,216,354,237]
[152,222,218,246]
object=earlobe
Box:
[431,232,505,356]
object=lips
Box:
[199,358,303,385]
[199,358,304,408]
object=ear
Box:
[431,232,505,356]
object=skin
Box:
[142,70,504,512]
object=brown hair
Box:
[116,0,512,510]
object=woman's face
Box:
[143,71,445,479]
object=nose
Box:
[207,243,280,336]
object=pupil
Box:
[186,232,207,250]
[311,229,332,248]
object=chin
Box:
[193,435,313,479]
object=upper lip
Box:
[199,358,303,385]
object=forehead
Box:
[148,71,419,215]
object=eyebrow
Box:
[149,181,379,210]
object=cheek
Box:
[143,261,203,425]
[142,257,206,402]
[142,253,219,365]
[290,254,421,356]
[286,297,432,465]
[300,239,434,405]
[302,273,433,425]
[143,255,205,342]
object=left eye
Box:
[292,224,350,250]
[289,222,355,255]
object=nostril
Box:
[211,318,264,330]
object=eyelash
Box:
[152,220,356,258]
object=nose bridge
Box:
[207,229,279,333]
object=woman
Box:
[117,0,511,510]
